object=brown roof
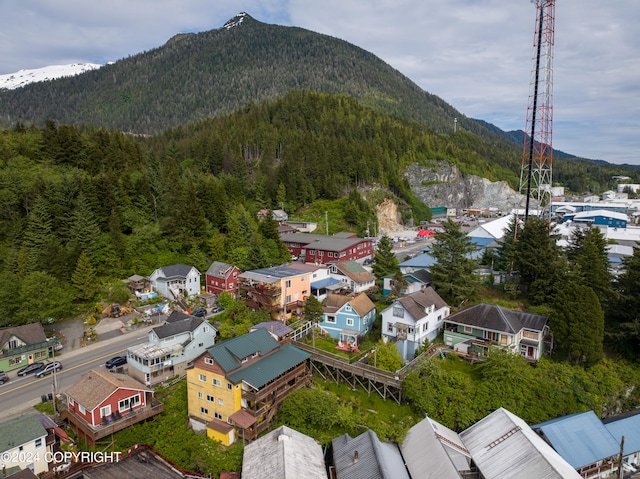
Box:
[0,323,47,349]
[324,293,375,317]
[230,409,257,428]
[65,369,152,411]
[396,287,448,322]
[207,418,234,434]
[331,261,376,284]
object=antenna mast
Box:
[519,0,555,221]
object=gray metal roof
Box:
[401,417,470,479]
[0,414,47,453]
[227,344,309,389]
[445,303,548,334]
[532,411,621,469]
[280,232,368,252]
[250,321,293,338]
[153,313,206,340]
[332,430,409,479]
[206,328,279,373]
[393,287,448,323]
[460,408,581,479]
[239,264,305,283]
[205,261,235,277]
[151,263,199,280]
[242,426,327,479]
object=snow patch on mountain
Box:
[223,12,247,30]
[0,63,102,90]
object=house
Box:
[204,261,241,297]
[443,303,551,361]
[242,426,327,479]
[532,411,622,478]
[279,232,373,265]
[0,414,52,475]
[238,264,313,321]
[127,310,217,386]
[401,416,473,479]
[332,429,409,479]
[61,369,162,447]
[148,264,201,300]
[382,269,432,296]
[187,328,310,445]
[328,260,376,293]
[398,253,437,274]
[563,209,628,228]
[381,287,450,361]
[319,293,376,348]
[603,411,640,474]
[459,408,581,479]
[287,263,339,301]
[0,323,51,373]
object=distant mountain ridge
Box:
[0,13,500,141]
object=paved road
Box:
[0,326,154,420]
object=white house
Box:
[328,260,376,294]
[127,311,217,385]
[148,264,201,300]
[381,287,450,361]
[0,414,51,475]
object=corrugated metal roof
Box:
[401,417,470,479]
[532,411,621,469]
[460,408,582,479]
[206,328,279,373]
[604,412,640,457]
[242,426,327,479]
[227,345,309,389]
[332,430,409,479]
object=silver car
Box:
[34,361,62,378]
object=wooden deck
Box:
[61,402,164,446]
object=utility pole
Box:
[519,0,555,221]
[325,211,329,235]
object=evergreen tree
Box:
[371,234,399,280]
[71,252,98,302]
[430,219,480,306]
[495,216,520,271]
[566,226,611,305]
[550,281,604,367]
[606,249,640,360]
[304,295,324,325]
[513,217,565,305]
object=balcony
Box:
[61,400,164,446]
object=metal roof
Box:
[206,328,279,373]
[332,430,409,479]
[250,321,293,338]
[460,408,582,479]
[532,411,621,469]
[445,303,548,334]
[242,426,327,479]
[604,412,640,457]
[401,417,470,479]
[227,344,309,389]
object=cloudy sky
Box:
[1,0,638,165]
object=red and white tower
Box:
[519,0,555,220]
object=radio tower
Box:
[519,0,555,221]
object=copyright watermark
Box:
[1,450,121,464]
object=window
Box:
[423,322,429,332]
[326,315,336,324]
[285,295,291,303]
[200,407,209,415]
[207,395,215,402]
[198,392,203,399]
[35,438,42,448]
[214,412,223,420]
[227,383,232,390]
[79,404,86,414]
[100,405,111,418]
[387,324,394,333]
[69,398,74,405]
[227,418,233,425]
[346,318,354,326]
[118,394,140,412]
[285,280,291,287]
[205,357,214,365]
[345,305,352,312]
[393,307,404,318]
[213,378,222,387]
[198,374,207,382]
[218,398,224,406]
[483,330,499,342]
[464,326,472,334]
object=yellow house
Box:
[187,328,310,445]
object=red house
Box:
[62,369,163,446]
[279,232,373,265]
[205,261,241,296]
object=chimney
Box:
[353,451,359,463]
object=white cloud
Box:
[0,0,638,165]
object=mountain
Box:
[0,63,102,90]
[0,12,497,141]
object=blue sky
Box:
[1,0,638,166]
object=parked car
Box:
[34,361,62,378]
[192,308,207,318]
[17,362,45,377]
[47,338,63,351]
[105,356,127,369]
[211,305,224,313]
[0,371,8,385]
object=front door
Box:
[28,354,34,364]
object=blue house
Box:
[320,293,376,348]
